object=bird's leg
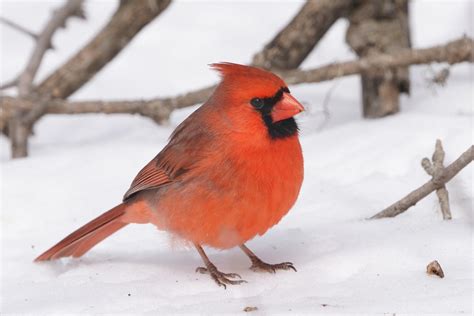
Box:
[239,244,297,273]
[194,243,247,288]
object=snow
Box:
[1,0,473,314]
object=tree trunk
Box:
[8,112,30,158]
[346,0,411,118]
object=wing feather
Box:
[123,105,215,201]
[123,157,171,200]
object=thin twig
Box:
[0,16,39,41]
[316,80,340,131]
[370,144,473,219]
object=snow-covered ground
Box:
[1,1,473,314]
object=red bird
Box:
[35,63,304,287]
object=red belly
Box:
[147,137,304,249]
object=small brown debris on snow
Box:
[243,306,258,312]
[426,260,444,278]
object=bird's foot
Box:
[249,258,297,273]
[196,264,247,288]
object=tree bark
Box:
[346,0,411,118]
[252,0,356,71]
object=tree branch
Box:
[252,0,356,70]
[0,16,39,41]
[370,144,473,219]
[36,0,172,99]
[282,36,473,85]
[17,0,85,96]
[2,36,472,129]
[0,85,215,128]
[0,77,19,91]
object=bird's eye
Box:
[251,98,264,109]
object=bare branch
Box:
[3,0,172,159]
[0,85,215,129]
[36,0,172,99]
[0,77,19,91]
[0,16,39,41]
[252,0,355,70]
[370,144,473,219]
[2,36,473,130]
[169,36,473,117]
[283,36,473,85]
[17,0,85,96]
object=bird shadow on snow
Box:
[38,228,313,283]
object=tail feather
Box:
[35,203,128,261]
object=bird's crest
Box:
[209,62,286,90]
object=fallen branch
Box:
[370,143,473,219]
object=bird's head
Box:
[210,62,304,139]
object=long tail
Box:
[35,203,129,261]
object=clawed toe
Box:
[196,266,247,288]
[250,260,297,273]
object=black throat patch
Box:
[254,87,299,139]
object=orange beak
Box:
[271,93,305,123]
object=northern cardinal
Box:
[35,63,304,288]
